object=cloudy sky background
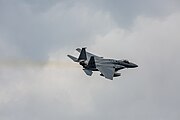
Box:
[0,0,180,120]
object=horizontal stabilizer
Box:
[67,55,78,62]
[83,69,93,76]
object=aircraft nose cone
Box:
[131,63,138,68]
[134,64,138,68]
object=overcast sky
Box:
[0,0,180,120]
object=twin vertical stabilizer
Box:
[67,48,87,62]
[78,48,87,61]
[87,56,96,68]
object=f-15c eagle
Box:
[67,48,138,80]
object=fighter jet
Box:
[67,48,138,80]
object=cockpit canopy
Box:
[123,59,130,64]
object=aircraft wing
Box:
[83,69,93,76]
[76,48,103,61]
[96,64,115,80]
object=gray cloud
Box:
[72,0,180,27]
[1,0,179,59]
[1,12,180,119]
[0,0,115,60]
[90,12,180,120]
[0,0,180,120]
